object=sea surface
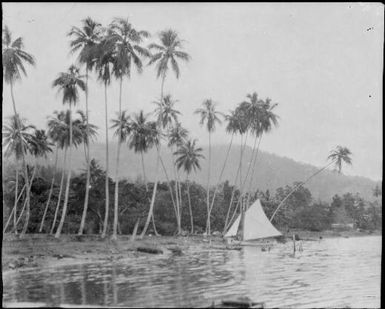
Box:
[2,236,381,308]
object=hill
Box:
[32,143,380,202]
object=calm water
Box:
[3,236,381,308]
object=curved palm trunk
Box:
[223,134,248,233]
[13,168,19,233]
[55,107,73,238]
[205,131,212,235]
[172,146,182,234]
[208,133,234,216]
[39,146,59,233]
[4,176,26,233]
[10,82,31,237]
[140,151,148,191]
[159,154,178,220]
[17,160,37,232]
[270,161,334,222]
[102,84,110,239]
[50,149,67,234]
[112,78,123,240]
[140,148,160,238]
[245,136,263,207]
[19,162,31,236]
[186,177,194,234]
[112,140,122,240]
[79,70,91,235]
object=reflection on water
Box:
[3,236,381,308]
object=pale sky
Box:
[2,3,383,181]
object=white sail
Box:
[224,199,282,240]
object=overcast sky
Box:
[2,3,383,181]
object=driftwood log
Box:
[136,246,163,254]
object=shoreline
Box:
[2,230,381,278]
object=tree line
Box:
[2,160,381,235]
[3,17,355,239]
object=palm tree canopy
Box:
[94,32,115,86]
[28,129,53,158]
[76,110,99,145]
[129,110,151,153]
[327,145,352,173]
[2,115,35,160]
[107,17,150,79]
[148,29,190,79]
[52,65,86,106]
[153,94,181,129]
[47,110,84,149]
[194,99,223,133]
[110,110,131,143]
[2,25,35,83]
[174,139,205,174]
[168,122,189,148]
[68,17,102,71]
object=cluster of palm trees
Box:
[3,17,353,240]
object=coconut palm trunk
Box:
[208,133,234,218]
[112,140,122,239]
[9,82,31,237]
[55,107,73,238]
[159,154,178,220]
[101,83,110,239]
[245,136,263,207]
[140,148,160,238]
[186,177,194,234]
[16,162,39,234]
[19,156,31,236]
[223,134,248,232]
[13,169,19,233]
[50,149,67,234]
[78,69,91,235]
[112,78,123,240]
[205,131,212,235]
[171,145,181,234]
[270,160,335,222]
[140,151,148,191]
[39,146,59,233]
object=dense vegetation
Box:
[3,160,381,235]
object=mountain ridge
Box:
[23,142,380,202]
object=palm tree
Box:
[224,95,279,235]
[3,25,35,237]
[270,145,353,222]
[153,94,184,233]
[52,65,86,238]
[94,34,115,238]
[244,97,278,204]
[2,25,36,116]
[139,121,162,238]
[18,129,52,232]
[129,110,151,190]
[47,111,83,234]
[168,121,189,233]
[68,17,102,236]
[39,111,97,233]
[106,18,150,239]
[194,99,223,235]
[209,109,241,226]
[110,110,131,240]
[174,139,204,233]
[328,146,352,174]
[2,115,35,234]
[148,29,190,98]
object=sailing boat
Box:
[224,199,282,246]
